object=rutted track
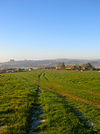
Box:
[29,73,45,134]
[29,86,45,134]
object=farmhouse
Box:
[56,62,94,71]
[56,66,62,70]
[65,65,77,70]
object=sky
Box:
[0,0,100,62]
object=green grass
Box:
[0,70,100,133]
[39,88,94,134]
[40,70,100,132]
[0,71,40,134]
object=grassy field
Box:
[39,88,95,134]
[0,71,40,134]
[40,70,100,132]
[0,70,100,133]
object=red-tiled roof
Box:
[65,65,75,69]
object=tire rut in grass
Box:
[43,73,48,81]
[28,86,45,134]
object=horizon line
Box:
[0,57,100,63]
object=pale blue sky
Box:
[0,0,100,62]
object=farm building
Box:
[65,65,77,70]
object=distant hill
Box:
[0,59,100,69]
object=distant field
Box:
[0,70,100,133]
